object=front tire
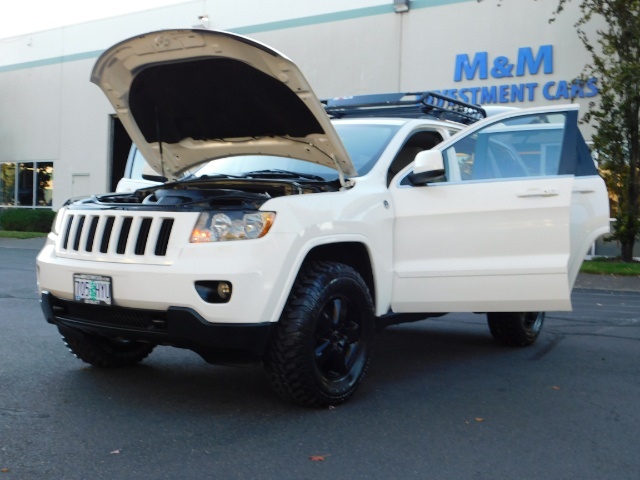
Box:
[266,261,375,407]
[487,312,545,347]
[60,328,155,368]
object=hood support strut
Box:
[154,105,167,179]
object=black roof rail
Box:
[322,91,486,125]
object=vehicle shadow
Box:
[52,314,547,415]
[371,316,504,382]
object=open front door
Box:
[390,105,609,313]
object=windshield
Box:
[193,123,400,180]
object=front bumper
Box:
[41,291,274,365]
[37,229,299,325]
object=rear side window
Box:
[129,148,146,181]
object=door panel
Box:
[389,105,608,313]
[568,176,611,287]
[391,176,574,312]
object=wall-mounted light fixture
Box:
[193,15,210,29]
[394,0,410,13]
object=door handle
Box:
[517,188,560,198]
[572,188,595,194]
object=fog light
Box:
[195,281,233,303]
[217,282,231,300]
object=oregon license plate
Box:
[73,274,112,305]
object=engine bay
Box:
[68,177,341,211]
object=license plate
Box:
[74,274,112,305]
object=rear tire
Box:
[266,261,375,407]
[487,312,545,347]
[60,329,155,368]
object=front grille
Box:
[135,218,153,255]
[60,212,174,260]
[51,296,168,332]
[155,218,174,256]
[85,216,99,252]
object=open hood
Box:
[91,29,356,180]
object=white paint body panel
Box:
[388,104,610,313]
[91,29,356,180]
[38,174,396,322]
[391,176,575,312]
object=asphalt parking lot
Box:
[1,237,639,479]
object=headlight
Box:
[190,211,275,243]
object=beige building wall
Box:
[0,0,601,209]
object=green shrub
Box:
[581,259,640,276]
[0,208,56,232]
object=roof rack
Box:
[322,91,486,125]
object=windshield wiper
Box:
[242,169,326,181]
[176,173,244,183]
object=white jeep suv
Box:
[37,29,610,407]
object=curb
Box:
[0,236,47,250]
[574,272,640,293]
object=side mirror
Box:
[408,150,445,185]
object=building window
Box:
[0,162,53,207]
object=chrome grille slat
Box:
[73,215,86,251]
[155,218,174,256]
[135,218,153,255]
[62,214,74,250]
[85,216,99,252]
[93,215,110,253]
[116,217,133,254]
[100,216,115,254]
[123,217,142,256]
[145,216,165,259]
[69,215,84,251]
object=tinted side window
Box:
[129,148,147,181]
[445,113,567,181]
[388,131,443,186]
